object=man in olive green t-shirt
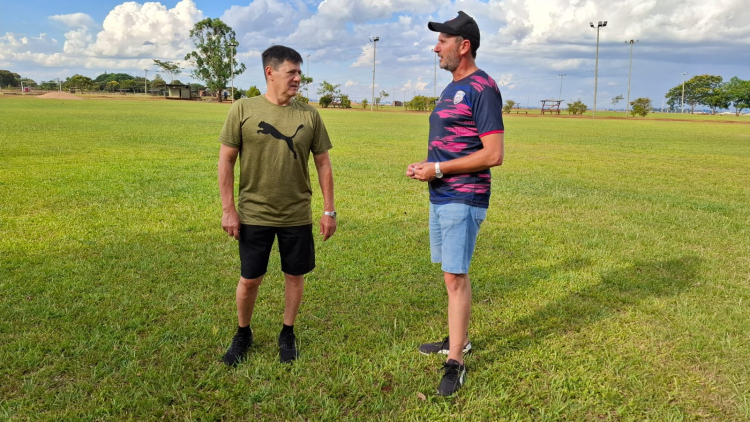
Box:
[218,45,337,365]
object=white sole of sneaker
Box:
[438,343,472,355]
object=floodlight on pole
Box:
[306,54,310,100]
[370,36,379,111]
[681,72,687,113]
[625,39,638,117]
[229,40,238,103]
[589,20,607,118]
[144,69,148,97]
[558,74,566,100]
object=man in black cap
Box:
[406,11,505,396]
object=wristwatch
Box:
[324,211,337,218]
[434,162,444,179]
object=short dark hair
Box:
[262,45,303,78]
[456,36,477,59]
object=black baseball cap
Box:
[428,11,480,51]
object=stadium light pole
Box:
[681,72,687,113]
[590,20,607,118]
[306,54,310,100]
[432,48,437,99]
[370,36,379,111]
[144,69,148,97]
[229,40,238,103]
[558,74,566,100]
[625,39,638,117]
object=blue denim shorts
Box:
[429,202,487,274]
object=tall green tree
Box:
[0,70,21,87]
[120,79,139,93]
[317,80,340,108]
[725,77,750,116]
[184,18,246,102]
[153,60,181,83]
[63,74,95,91]
[317,80,340,98]
[665,80,699,113]
[664,74,724,114]
[691,74,725,114]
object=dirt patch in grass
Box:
[37,92,83,100]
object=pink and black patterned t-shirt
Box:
[427,69,504,208]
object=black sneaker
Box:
[223,329,253,367]
[437,359,467,396]
[418,336,472,355]
[278,331,298,363]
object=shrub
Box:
[630,97,652,117]
[567,100,588,115]
[319,94,332,108]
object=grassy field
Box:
[1,95,749,420]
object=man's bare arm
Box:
[218,144,241,239]
[313,151,337,241]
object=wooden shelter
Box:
[540,99,563,115]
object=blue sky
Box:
[2,0,749,109]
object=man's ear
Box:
[459,39,471,56]
[264,66,273,80]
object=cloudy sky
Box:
[2,0,749,108]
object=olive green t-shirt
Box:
[219,96,332,226]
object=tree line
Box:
[665,74,750,116]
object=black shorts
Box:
[239,224,315,279]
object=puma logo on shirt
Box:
[257,121,304,159]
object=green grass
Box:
[2,96,750,420]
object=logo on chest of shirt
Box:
[257,121,304,160]
[453,90,466,104]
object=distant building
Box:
[166,84,192,100]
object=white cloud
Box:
[494,73,516,90]
[351,44,376,68]
[403,78,428,91]
[345,80,359,87]
[83,0,203,58]
[49,13,99,29]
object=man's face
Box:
[434,33,462,72]
[268,60,302,97]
